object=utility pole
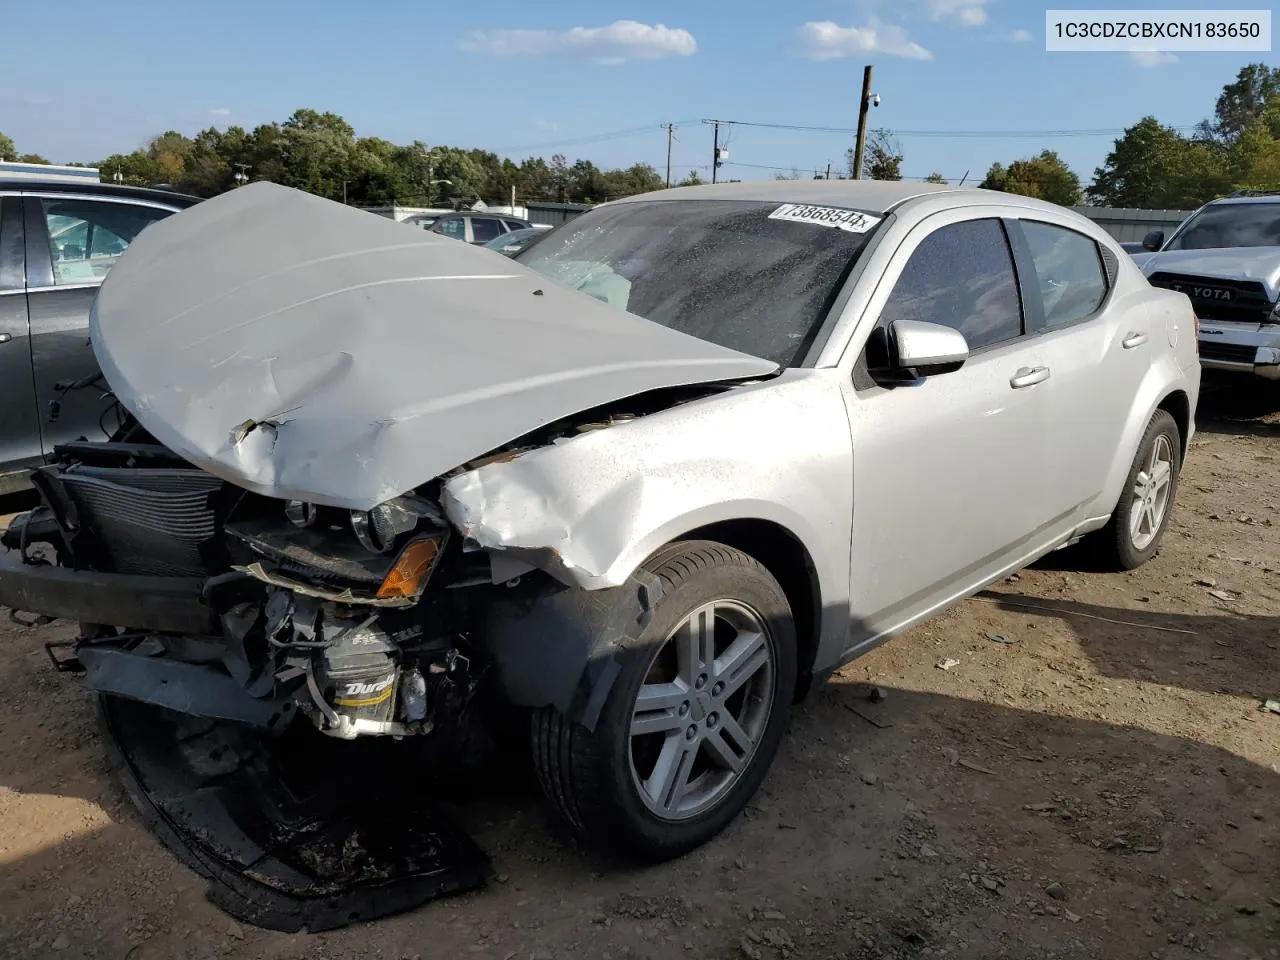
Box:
[703,119,729,184]
[825,161,832,180]
[663,123,675,187]
[712,121,720,184]
[852,64,874,180]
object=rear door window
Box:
[434,218,466,240]
[1020,221,1107,328]
[469,218,503,243]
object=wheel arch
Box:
[667,519,823,702]
[1157,388,1191,459]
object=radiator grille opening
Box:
[59,467,223,577]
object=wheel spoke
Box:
[644,734,697,814]
[631,682,689,736]
[1149,460,1172,496]
[1145,501,1159,534]
[676,603,717,686]
[715,629,768,698]
[703,728,746,773]
[1129,502,1145,540]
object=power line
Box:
[491,120,700,155]
[700,118,1202,139]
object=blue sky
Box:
[0,0,1269,186]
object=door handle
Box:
[1122,332,1148,349]
[0,333,11,344]
[1010,366,1050,389]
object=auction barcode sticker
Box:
[768,204,881,234]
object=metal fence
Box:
[1070,206,1193,243]
[525,201,594,227]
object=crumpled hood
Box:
[92,182,777,510]
[1142,247,1280,300]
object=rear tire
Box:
[1093,409,1181,570]
[531,541,796,862]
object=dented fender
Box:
[442,370,856,677]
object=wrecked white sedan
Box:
[1,180,1199,922]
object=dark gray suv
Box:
[0,177,198,494]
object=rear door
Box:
[1005,217,1142,523]
[0,195,41,490]
[23,193,179,454]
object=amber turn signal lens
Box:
[377,537,441,600]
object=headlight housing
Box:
[350,502,420,554]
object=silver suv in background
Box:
[1137,191,1280,380]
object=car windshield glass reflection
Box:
[516,200,879,366]
[1166,203,1280,250]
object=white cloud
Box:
[793,20,934,61]
[459,20,696,64]
[209,107,231,117]
[534,118,560,132]
[1001,28,1034,42]
[1130,50,1178,67]
[923,0,993,27]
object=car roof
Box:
[608,179,962,213]
[1205,193,1280,206]
[0,178,201,206]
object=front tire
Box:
[1093,409,1182,570]
[531,541,797,862]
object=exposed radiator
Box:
[59,466,224,576]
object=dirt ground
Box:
[1,387,1278,960]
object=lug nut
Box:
[695,674,707,690]
[686,725,698,740]
[679,702,690,716]
[707,713,718,728]
[712,681,725,696]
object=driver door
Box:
[842,211,1062,653]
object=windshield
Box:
[514,199,881,366]
[1165,201,1280,251]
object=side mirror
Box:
[1142,229,1164,252]
[887,320,969,377]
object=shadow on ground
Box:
[0,610,1275,960]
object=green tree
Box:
[1209,63,1280,144]
[849,129,903,181]
[677,170,705,187]
[981,150,1081,206]
[147,130,194,185]
[275,109,358,200]
[1088,117,1230,207]
[96,152,157,186]
[16,153,49,164]
[0,131,15,160]
[924,171,947,184]
[1229,94,1280,189]
[177,127,233,197]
